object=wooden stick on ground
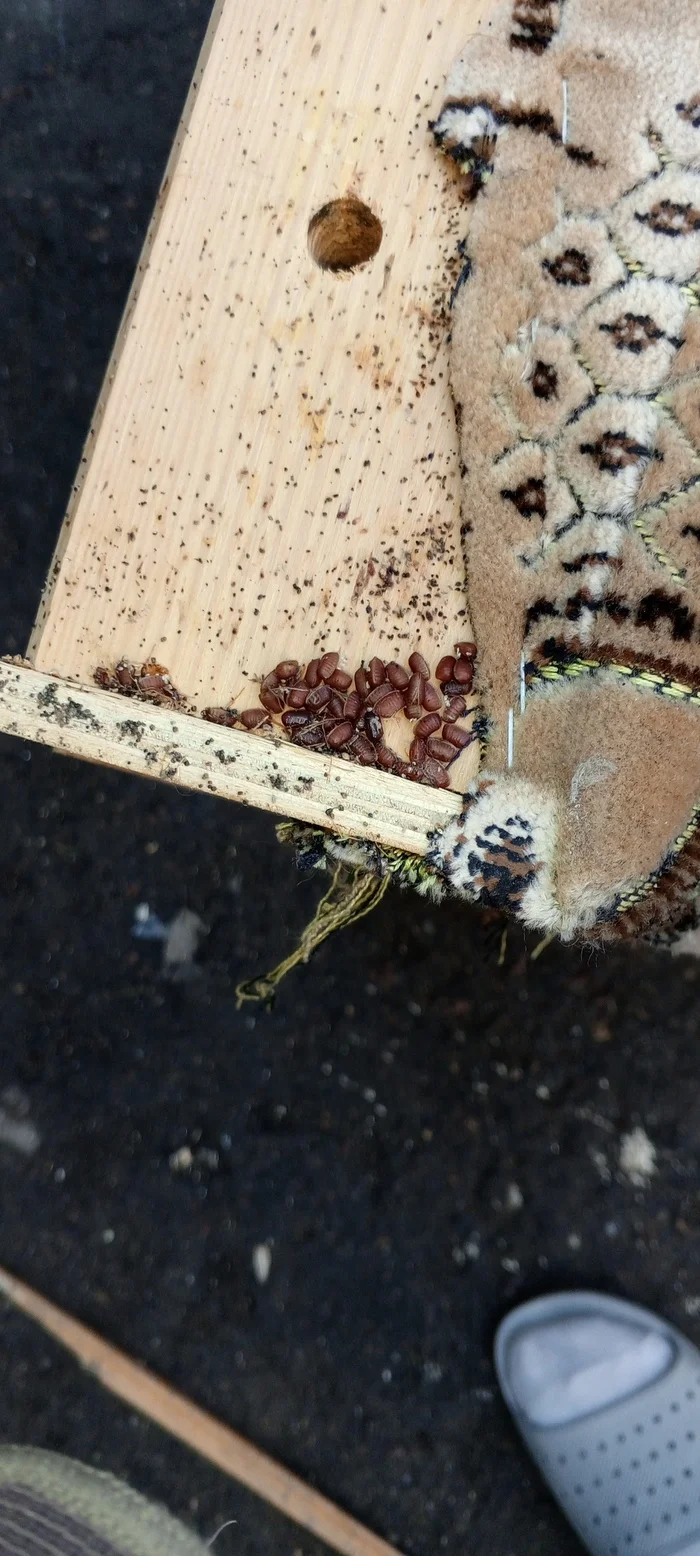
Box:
[0,1264,403,1556]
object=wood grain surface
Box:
[24,0,497,820]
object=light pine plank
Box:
[27,0,494,740]
[24,0,498,823]
[0,661,463,852]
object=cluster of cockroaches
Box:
[204,645,477,789]
[94,659,182,704]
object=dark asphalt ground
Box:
[3,6,700,1555]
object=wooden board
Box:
[19,0,497,845]
[0,662,461,853]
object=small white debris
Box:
[163,908,208,968]
[590,1147,612,1183]
[619,1126,657,1186]
[133,904,208,973]
[536,1085,550,1101]
[407,1001,422,1017]
[102,1229,115,1244]
[506,1183,523,1212]
[0,1086,40,1156]
[252,1243,272,1284]
[169,1144,218,1173]
[567,1232,582,1251]
[684,1296,700,1316]
[132,904,167,940]
[381,1367,392,1383]
[452,1235,481,1266]
[501,1257,520,1274]
[423,1361,443,1383]
[169,1145,194,1172]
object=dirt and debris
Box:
[94,660,184,707]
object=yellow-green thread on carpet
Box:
[235,861,389,1007]
[530,656,700,707]
[631,514,686,586]
[613,803,700,914]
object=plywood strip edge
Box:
[0,662,462,853]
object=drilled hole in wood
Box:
[307,195,383,272]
